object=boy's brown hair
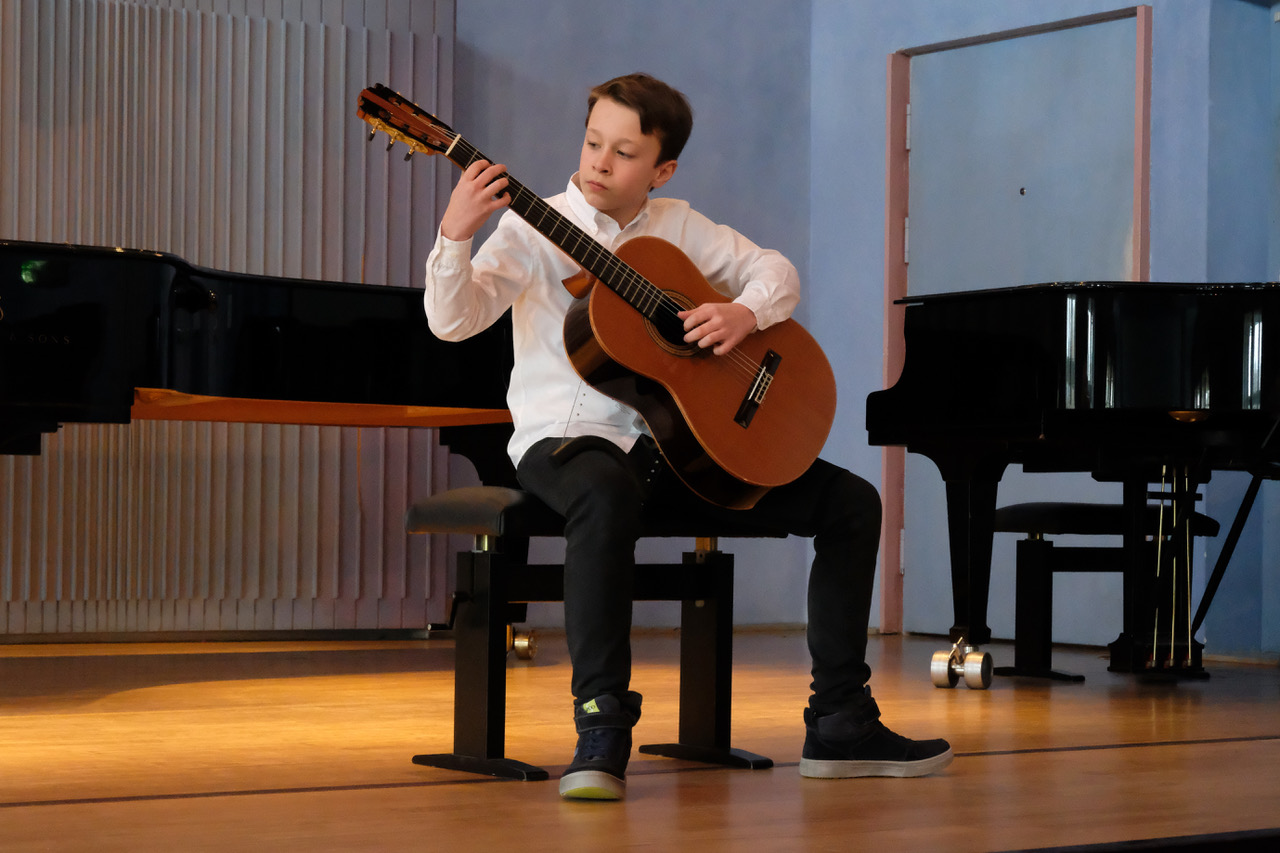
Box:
[587,73,693,165]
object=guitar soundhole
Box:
[646,290,701,357]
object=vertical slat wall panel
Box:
[0,0,453,636]
[0,2,14,229]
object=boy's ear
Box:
[650,159,678,192]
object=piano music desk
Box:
[131,388,512,430]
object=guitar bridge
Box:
[734,350,781,428]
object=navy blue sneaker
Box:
[800,701,952,778]
[559,693,641,800]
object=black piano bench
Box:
[991,501,1219,682]
[404,484,781,781]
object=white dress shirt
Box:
[423,174,801,467]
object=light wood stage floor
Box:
[1,630,1277,852]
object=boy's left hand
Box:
[679,302,758,356]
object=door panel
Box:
[902,14,1140,642]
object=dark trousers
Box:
[516,435,882,716]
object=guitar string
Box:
[438,139,749,355]
[375,101,834,453]
[447,136,816,413]
[379,107,795,412]
[519,181,766,382]
[372,101,800,416]
[509,174,769,386]
[389,108,783,404]
[373,97,833,473]
[373,98,832,493]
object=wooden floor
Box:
[1,630,1277,852]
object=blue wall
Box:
[454,0,1279,660]
[1199,0,1279,658]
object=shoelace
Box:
[577,728,621,761]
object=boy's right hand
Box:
[439,160,512,241]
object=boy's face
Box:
[577,97,677,227]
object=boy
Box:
[424,73,952,800]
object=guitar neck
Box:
[358,84,673,320]
[443,135,661,316]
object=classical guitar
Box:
[357,84,836,509]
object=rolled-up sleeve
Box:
[672,208,800,330]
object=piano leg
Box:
[944,477,998,647]
[930,476,1001,689]
[1108,476,1207,678]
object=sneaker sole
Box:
[559,769,625,800]
[799,747,954,779]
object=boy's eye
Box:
[617,150,633,159]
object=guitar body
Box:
[563,236,837,510]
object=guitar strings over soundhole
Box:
[646,289,702,357]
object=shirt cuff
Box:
[431,231,474,269]
[734,286,771,329]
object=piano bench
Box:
[404,484,783,782]
[992,501,1219,682]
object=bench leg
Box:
[412,550,549,781]
[638,551,772,769]
[415,547,770,778]
[993,538,1084,682]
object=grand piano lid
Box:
[0,238,419,295]
[894,280,1280,305]
[1,237,172,260]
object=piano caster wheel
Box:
[931,643,992,690]
[512,630,537,661]
[963,650,993,689]
[505,625,537,661]
[931,650,959,688]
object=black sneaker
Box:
[558,693,640,800]
[799,702,953,778]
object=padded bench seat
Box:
[406,484,783,540]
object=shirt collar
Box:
[565,173,651,239]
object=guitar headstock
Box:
[356,83,458,157]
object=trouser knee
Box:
[820,469,881,540]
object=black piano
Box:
[866,281,1280,676]
[1,239,512,455]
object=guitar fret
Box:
[617,269,638,299]
[637,280,659,315]
[548,219,573,247]
[581,243,607,275]
[455,140,481,169]
[531,204,552,231]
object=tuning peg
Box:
[385,139,394,151]
[403,150,413,161]
[367,128,375,141]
